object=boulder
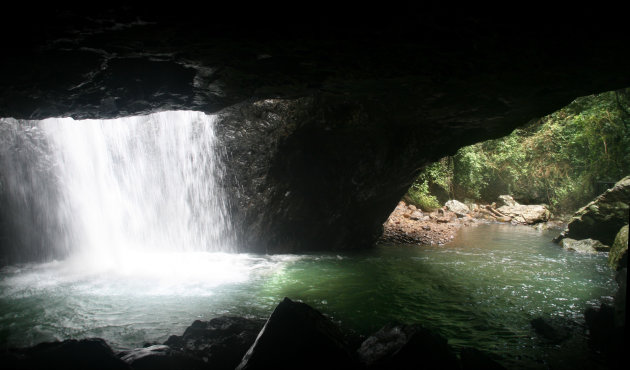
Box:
[445,200,470,217]
[0,338,130,370]
[164,316,265,370]
[496,198,550,225]
[497,195,518,207]
[119,345,204,370]
[560,238,609,254]
[409,211,423,220]
[554,176,630,246]
[236,297,355,370]
[608,225,628,271]
[356,323,459,370]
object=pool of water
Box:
[0,224,617,367]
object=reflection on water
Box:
[0,224,617,368]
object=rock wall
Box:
[1,5,629,255]
[554,176,630,247]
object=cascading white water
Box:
[0,111,235,272]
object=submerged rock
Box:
[609,224,628,271]
[0,338,130,370]
[236,297,355,370]
[560,238,609,253]
[554,175,630,246]
[119,345,204,370]
[356,323,459,370]
[164,316,265,370]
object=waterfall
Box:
[0,111,234,265]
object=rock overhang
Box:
[1,4,629,255]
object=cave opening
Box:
[0,100,623,368]
[0,4,628,368]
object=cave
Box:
[2,3,629,256]
[0,3,628,368]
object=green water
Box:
[0,224,617,367]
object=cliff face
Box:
[1,4,629,254]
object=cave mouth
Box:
[0,110,618,367]
[0,110,237,269]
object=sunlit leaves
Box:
[408,88,630,213]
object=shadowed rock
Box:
[163,316,265,370]
[236,297,355,370]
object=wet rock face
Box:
[163,316,265,370]
[1,5,629,254]
[236,297,355,370]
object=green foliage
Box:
[407,88,630,214]
[404,178,441,211]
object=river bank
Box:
[379,199,566,246]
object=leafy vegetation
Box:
[405,88,630,214]
[403,177,441,211]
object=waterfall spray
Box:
[0,111,234,267]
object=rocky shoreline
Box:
[1,297,506,370]
[380,195,558,246]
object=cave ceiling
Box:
[1,3,629,253]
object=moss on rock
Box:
[609,225,628,271]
